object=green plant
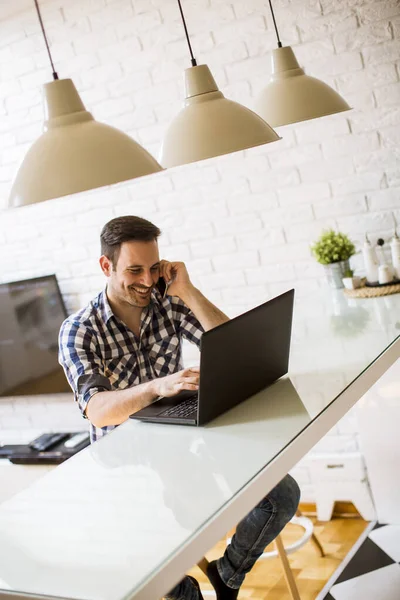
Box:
[311,229,356,265]
[343,268,354,278]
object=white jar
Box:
[378,264,393,285]
[362,235,379,284]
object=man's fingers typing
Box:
[178,382,199,391]
[184,366,200,374]
[181,376,199,386]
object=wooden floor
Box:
[186,516,368,599]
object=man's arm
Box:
[86,367,199,428]
[59,318,200,430]
[161,260,229,332]
[85,381,158,428]
[179,286,229,332]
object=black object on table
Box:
[0,431,90,464]
[29,432,70,451]
[365,278,400,288]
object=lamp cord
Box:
[177,0,197,67]
[268,0,283,48]
[34,0,59,80]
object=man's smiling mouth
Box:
[130,287,152,296]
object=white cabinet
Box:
[357,358,400,525]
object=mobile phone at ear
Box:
[156,276,167,298]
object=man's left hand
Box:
[159,260,195,300]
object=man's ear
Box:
[99,255,113,277]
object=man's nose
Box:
[141,271,153,287]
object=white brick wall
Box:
[0,0,399,498]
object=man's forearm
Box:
[179,286,229,331]
[85,380,159,428]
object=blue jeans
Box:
[166,474,300,599]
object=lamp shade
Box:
[9,78,162,207]
[255,46,351,127]
[160,64,280,168]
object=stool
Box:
[197,509,324,600]
[256,511,324,559]
[307,452,377,521]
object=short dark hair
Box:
[100,216,161,268]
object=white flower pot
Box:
[342,276,361,290]
[323,259,350,289]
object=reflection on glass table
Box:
[0,378,310,600]
[289,289,400,418]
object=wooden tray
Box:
[344,282,400,298]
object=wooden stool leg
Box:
[275,535,301,600]
[197,556,209,576]
[310,531,325,557]
[296,509,325,557]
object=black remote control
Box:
[28,432,69,452]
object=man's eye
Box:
[130,270,141,275]
[151,266,160,272]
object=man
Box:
[59,215,300,600]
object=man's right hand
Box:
[154,367,200,398]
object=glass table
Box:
[0,288,399,600]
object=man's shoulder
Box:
[60,291,105,334]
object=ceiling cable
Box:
[177,0,197,67]
[33,0,59,80]
[268,0,283,48]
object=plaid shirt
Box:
[58,288,204,442]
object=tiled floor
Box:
[326,523,400,600]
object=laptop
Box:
[130,289,295,426]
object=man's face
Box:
[104,240,160,308]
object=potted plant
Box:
[342,268,362,290]
[311,229,356,289]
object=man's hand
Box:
[159,258,229,332]
[154,367,200,398]
[86,368,199,427]
[160,260,195,301]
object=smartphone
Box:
[156,276,168,298]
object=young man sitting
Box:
[59,215,300,600]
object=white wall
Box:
[0,0,399,499]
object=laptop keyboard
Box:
[160,395,198,419]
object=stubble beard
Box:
[125,284,153,308]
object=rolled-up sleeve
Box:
[170,297,204,349]
[58,319,111,418]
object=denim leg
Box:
[165,575,202,600]
[217,474,300,589]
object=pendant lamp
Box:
[9,1,162,208]
[160,0,280,169]
[255,0,351,127]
